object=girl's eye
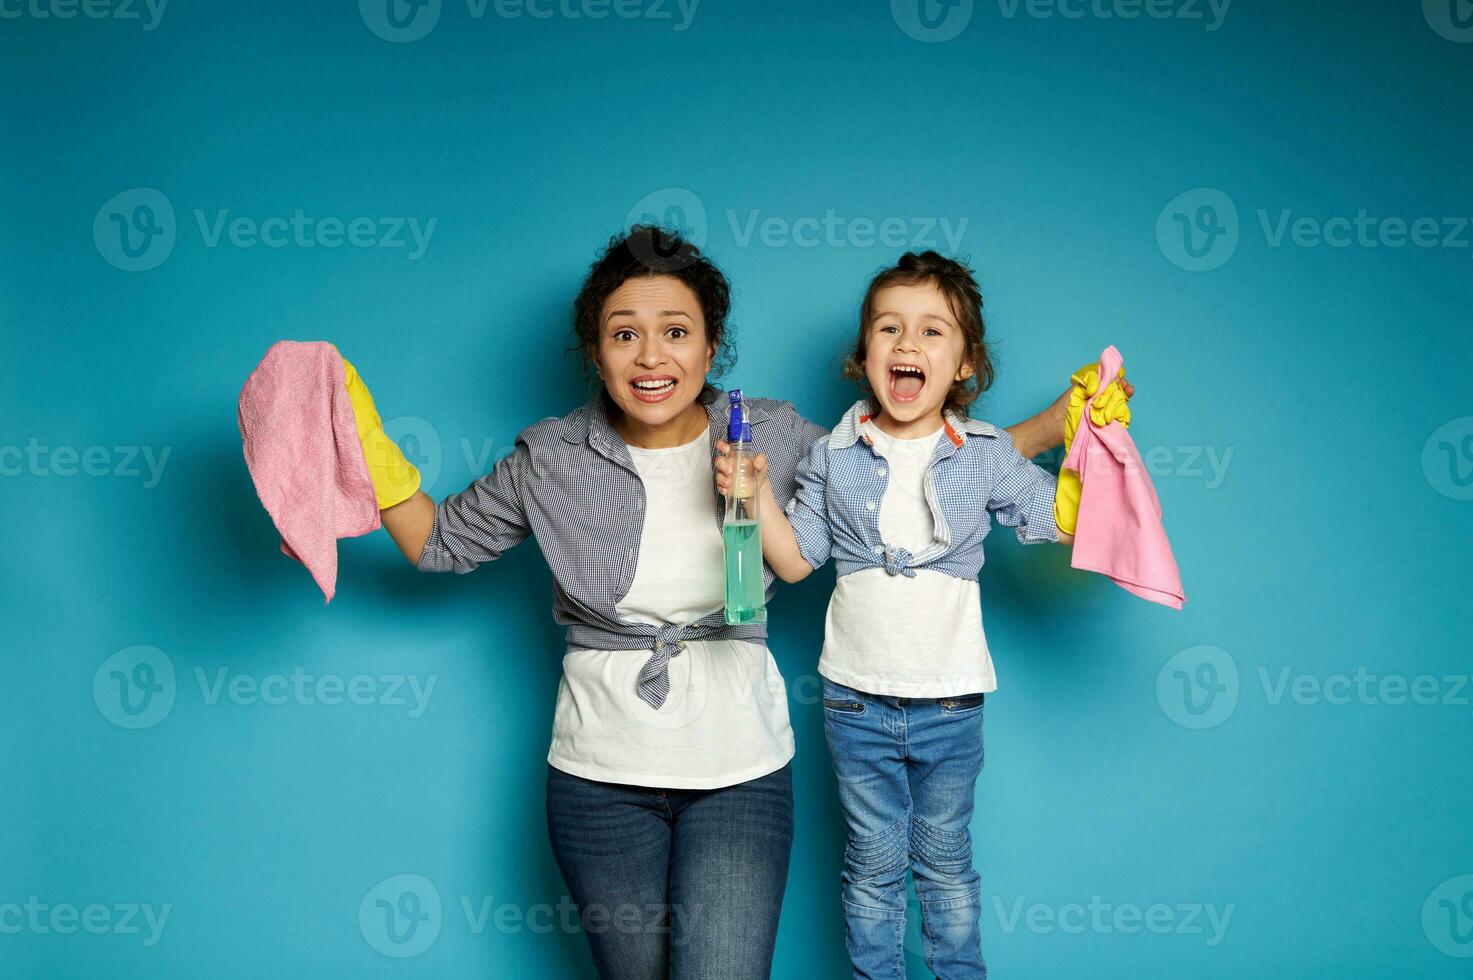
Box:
[878,325,899,334]
[924,328,942,337]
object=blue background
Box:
[3,0,1472,976]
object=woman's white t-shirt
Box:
[819,420,997,698]
[547,429,795,789]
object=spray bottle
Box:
[723,389,767,624]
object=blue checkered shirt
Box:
[784,400,1059,581]
[416,388,828,708]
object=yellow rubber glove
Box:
[1055,362,1131,536]
[342,356,421,510]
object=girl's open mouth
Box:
[889,364,926,403]
[630,375,678,403]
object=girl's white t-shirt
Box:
[547,429,795,789]
[819,420,997,698]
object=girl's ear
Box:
[956,360,976,382]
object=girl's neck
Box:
[610,399,709,449]
[869,406,946,441]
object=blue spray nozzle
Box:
[727,389,752,443]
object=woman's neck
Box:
[610,399,709,449]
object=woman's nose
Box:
[635,340,665,367]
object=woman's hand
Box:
[714,439,769,498]
[340,352,436,564]
[1054,362,1136,538]
[342,355,423,510]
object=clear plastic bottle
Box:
[723,389,767,625]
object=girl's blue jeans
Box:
[822,676,987,980]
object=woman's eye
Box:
[614,330,636,342]
[667,326,688,339]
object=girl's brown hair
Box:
[842,250,995,415]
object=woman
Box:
[342,225,1072,978]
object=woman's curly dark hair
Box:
[571,225,736,400]
[842,250,994,415]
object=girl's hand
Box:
[714,439,769,498]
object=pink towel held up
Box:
[238,341,380,602]
[1063,345,1186,610]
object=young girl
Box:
[716,251,1129,977]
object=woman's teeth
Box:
[631,378,677,402]
[889,365,925,402]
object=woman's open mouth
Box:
[630,375,678,403]
[888,364,926,404]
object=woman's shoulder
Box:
[512,403,594,453]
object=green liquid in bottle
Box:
[723,519,767,624]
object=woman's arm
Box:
[1004,387,1071,460]
[381,491,436,565]
[1006,366,1134,545]
[1004,376,1135,460]
[342,354,530,570]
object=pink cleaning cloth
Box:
[1063,345,1186,610]
[238,341,380,602]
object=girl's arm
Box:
[714,440,820,583]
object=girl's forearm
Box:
[758,484,814,583]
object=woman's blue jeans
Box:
[545,762,793,979]
[822,677,987,980]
